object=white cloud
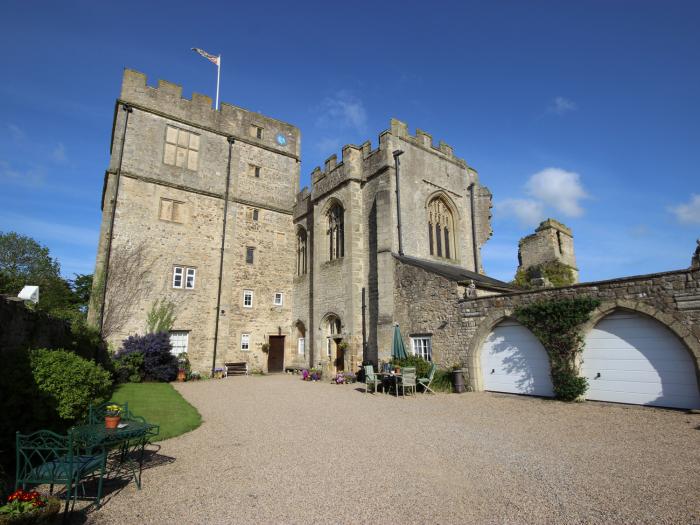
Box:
[0,160,46,187]
[316,91,367,133]
[669,194,700,225]
[547,96,577,116]
[495,198,545,227]
[525,167,588,217]
[51,143,67,163]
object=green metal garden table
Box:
[70,420,159,489]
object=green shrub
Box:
[513,261,576,289]
[431,369,453,393]
[114,352,144,383]
[30,349,113,420]
[391,355,431,378]
[552,372,588,401]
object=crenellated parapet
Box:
[119,69,300,158]
[293,187,311,219]
[386,118,466,168]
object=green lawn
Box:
[111,383,202,441]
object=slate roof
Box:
[393,254,517,291]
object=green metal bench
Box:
[15,430,107,515]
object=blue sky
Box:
[1,0,698,282]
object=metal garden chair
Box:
[15,430,107,515]
[418,363,438,394]
[364,365,382,394]
[399,367,417,397]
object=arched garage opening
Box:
[582,310,700,409]
[480,319,554,397]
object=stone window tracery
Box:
[428,197,456,260]
[327,203,344,261]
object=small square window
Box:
[169,331,189,356]
[160,198,184,223]
[241,333,250,351]
[411,336,433,361]
[273,292,283,306]
[246,247,255,264]
[255,166,261,178]
[249,125,263,139]
[252,209,259,221]
[243,290,253,308]
[172,267,183,288]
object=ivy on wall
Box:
[514,297,600,401]
[513,261,576,289]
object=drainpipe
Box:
[469,183,480,272]
[212,137,235,375]
[393,150,405,256]
[99,103,132,336]
[361,287,367,363]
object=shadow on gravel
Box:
[63,445,176,523]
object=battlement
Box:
[119,69,300,157]
[386,118,466,167]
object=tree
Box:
[92,241,154,339]
[0,232,93,322]
[0,231,74,318]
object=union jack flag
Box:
[192,47,220,66]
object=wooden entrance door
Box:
[267,336,285,373]
[335,343,345,373]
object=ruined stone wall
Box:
[518,219,578,281]
[395,261,700,390]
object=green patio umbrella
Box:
[392,324,408,360]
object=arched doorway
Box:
[480,319,554,397]
[582,310,700,409]
[324,314,344,373]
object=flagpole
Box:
[215,56,221,110]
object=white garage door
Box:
[481,320,554,397]
[582,311,700,409]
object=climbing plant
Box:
[512,261,576,289]
[514,297,600,401]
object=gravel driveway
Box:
[85,375,699,524]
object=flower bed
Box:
[0,490,60,525]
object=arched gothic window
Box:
[428,197,456,259]
[297,228,307,275]
[327,203,344,260]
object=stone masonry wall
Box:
[395,261,700,391]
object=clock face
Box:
[276,134,287,146]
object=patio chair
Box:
[15,430,107,515]
[418,363,438,394]
[399,367,417,397]
[364,365,382,394]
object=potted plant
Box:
[0,489,60,524]
[261,343,270,353]
[104,404,122,429]
[177,352,190,382]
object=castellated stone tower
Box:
[88,69,300,374]
[517,219,578,284]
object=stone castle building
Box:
[89,69,700,410]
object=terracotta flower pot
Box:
[105,415,121,429]
[177,369,186,382]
